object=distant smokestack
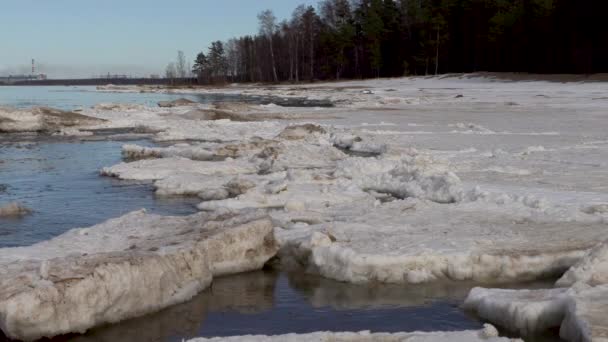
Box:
[32,59,35,74]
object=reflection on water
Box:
[59,270,486,342]
[0,137,199,247]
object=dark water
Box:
[56,270,486,342]
[0,137,199,247]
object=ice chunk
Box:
[0,106,105,133]
[335,156,463,203]
[0,210,277,341]
[560,285,608,342]
[557,240,608,287]
[464,285,608,342]
[463,287,570,335]
[122,144,217,161]
[0,202,31,218]
[101,157,256,181]
[465,241,608,341]
[157,98,198,108]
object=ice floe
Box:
[0,210,277,341]
[464,240,608,341]
[0,106,105,133]
[0,202,31,218]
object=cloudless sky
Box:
[0,0,318,78]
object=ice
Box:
[557,240,608,287]
[463,287,570,335]
[464,241,608,341]
[100,157,257,181]
[0,106,105,133]
[186,325,518,342]
[0,202,31,217]
[0,210,277,341]
[464,285,608,342]
[334,155,463,204]
[157,98,198,108]
[121,143,217,161]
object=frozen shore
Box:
[3,74,608,340]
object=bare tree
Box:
[258,10,278,83]
[225,39,240,80]
[291,5,307,82]
[176,51,187,78]
[165,62,177,84]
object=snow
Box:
[0,210,277,341]
[186,325,519,342]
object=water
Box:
[0,86,196,110]
[0,86,333,111]
[0,137,200,247]
[59,270,487,342]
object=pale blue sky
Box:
[0,0,317,78]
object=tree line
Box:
[170,0,608,84]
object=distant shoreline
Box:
[0,78,193,86]
[3,72,608,87]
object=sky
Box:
[0,0,318,78]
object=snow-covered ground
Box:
[2,74,608,340]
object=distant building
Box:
[95,74,129,79]
[0,74,47,84]
[149,74,160,79]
